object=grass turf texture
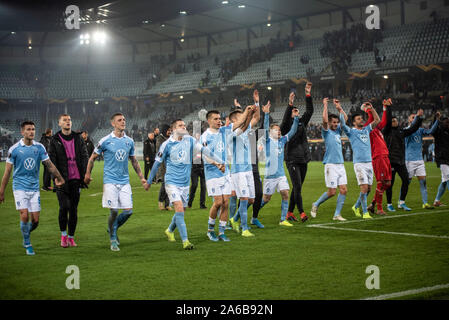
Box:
[0,161,448,300]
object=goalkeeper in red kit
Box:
[363,98,393,215]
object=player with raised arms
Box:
[84,113,147,252]
[0,121,65,255]
[258,100,299,226]
[338,102,380,219]
[145,119,226,250]
[310,98,348,221]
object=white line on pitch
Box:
[308,209,448,227]
[308,224,449,239]
[361,283,449,300]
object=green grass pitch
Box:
[0,161,448,300]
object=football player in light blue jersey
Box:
[228,104,261,237]
[311,98,348,221]
[146,119,225,250]
[84,113,147,252]
[200,108,253,242]
[258,101,299,226]
[404,111,440,209]
[0,121,65,256]
[339,102,380,219]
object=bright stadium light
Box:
[222,1,229,4]
[11,31,16,34]
[267,23,271,27]
[180,95,184,99]
[267,86,272,90]
[93,32,107,44]
[180,11,187,15]
[180,38,185,42]
[95,100,99,105]
[383,74,389,79]
[238,5,245,8]
[28,45,32,50]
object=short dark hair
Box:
[170,119,183,130]
[21,121,35,129]
[58,114,70,121]
[328,114,339,122]
[206,110,220,120]
[269,123,280,129]
[441,116,449,122]
[352,113,362,123]
[81,130,88,134]
[111,112,124,120]
[229,110,242,122]
[45,128,52,135]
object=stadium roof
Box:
[0,0,391,47]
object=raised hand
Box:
[288,91,295,106]
[305,82,312,95]
[436,111,441,120]
[262,100,271,113]
[253,89,259,104]
[417,108,424,117]
[292,108,300,118]
[383,98,392,106]
[234,98,242,109]
[323,97,329,108]
[334,99,343,112]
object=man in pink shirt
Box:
[48,114,89,248]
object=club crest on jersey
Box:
[335,135,341,143]
[413,136,420,143]
[24,158,36,170]
[177,150,186,161]
[360,134,369,143]
[115,149,127,161]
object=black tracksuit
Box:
[188,163,206,208]
[384,112,422,203]
[432,120,449,168]
[40,134,52,189]
[143,138,156,180]
[280,95,313,214]
[48,131,88,236]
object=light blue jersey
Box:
[231,124,253,174]
[200,127,229,181]
[264,114,299,178]
[94,132,135,185]
[6,139,49,191]
[405,120,439,161]
[322,125,344,164]
[340,113,373,163]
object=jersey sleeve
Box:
[129,139,135,157]
[321,127,328,139]
[339,113,351,136]
[39,144,50,162]
[6,146,15,164]
[94,137,107,155]
[365,123,373,133]
[155,140,169,163]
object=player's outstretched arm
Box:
[301,82,314,127]
[146,160,162,190]
[130,155,146,187]
[423,111,440,135]
[286,110,300,140]
[43,159,65,187]
[377,98,392,131]
[280,92,295,135]
[367,103,380,128]
[262,101,271,130]
[322,98,329,130]
[403,109,423,137]
[0,163,12,203]
[84,152,98,185]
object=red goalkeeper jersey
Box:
[364,107,389,159]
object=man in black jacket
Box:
[81,130,95,157]
[40,128,53,191]
[155,124,172,211]
[280,82,313,222]
[48,114,89,247]
[432,115,449,206]
[383,108,423,212]
[143,132,156,180]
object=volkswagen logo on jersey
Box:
[360,134,369,144]
[414,135,420,143]
[115,149,127,162]
[177,150,186,161]
[24,158,36,170]
[216,141,224,153]
[335,135,341,143]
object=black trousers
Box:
[43,165,52,189]
[286,162,308,213]
[386,162,409,204]
[251,164,263,219]
[188,167,206,207]
[57,180,81,236]
[158,179,169,207]
[144,159,155,180]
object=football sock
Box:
[375,185,383,210]
[116,209,133,229]
[208,217,215,232]
[229,196,237,219]
[280,200,289,221]
[239,200,249,231]
[168,213,177,232]
[30,221,39,232]
[260,199,267,209]
[61,230,68,237]
[108,209,118,240]
[435,182,446,202]
[314,192,330,207]
[335,194,346,217]
[218,220,227,236]
[20,221,31,246]
[174,212,188,241]
[354,194,361,209]
[360,192,368,213]
[419,179,428,204]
